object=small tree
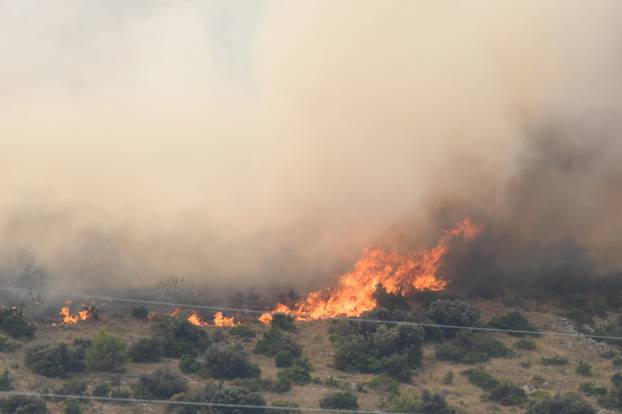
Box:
[206,344,260,380]
[319,392,358,409]
[86,331,127,372]
[132,367,187,399]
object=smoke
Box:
[0,1,621,291]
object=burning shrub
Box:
[319,392,358,410]
[131,306,150,320]
[0,370,13,391]
[487,311,536,336]
[0,395,47,413]
[230,325,256,340]
[426,300,481,337]
[25,343,85,377]
[435,331,511,364]
[151,315,210,358]
[133,367,188,399]
[526,393,595,414]
[373,284,410,311]
[0,307,35,338]
[206,344,260,380]
[85,330,127,372]
[128,337,163,363]
[179,355,201,374]
[253,329,302,358]
[271,313,296,331]
[488,383,528,406]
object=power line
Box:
[0,286,620,341]
[0,391,404,414]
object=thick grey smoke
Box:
[0,1,621,292]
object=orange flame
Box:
[60,302,94,324]
[187,311,210,327]
[260,219,481,323]
[213,311,238,327]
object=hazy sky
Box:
[1,1,621,288]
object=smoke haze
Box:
[1,1,621,291]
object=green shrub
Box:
[435,331,511,364]
[179,355,201,375]
[0,307,35,338]
[443,371,454,385]
[277,360,312,385]
[56,379,88,395]
[612,373,622,387]
[420,390,456,414]
[25,343,85,377]
[110,386,131,399]
[576,361,592,377]
[387,390,422,412]
[526,394,595,414]
[133,367,188,399]
[270,400,299,414]
[253,329,301,358]
[131,306,150,320]
[64,400,82,414]
[514,338,538,351]
[462,369,499,390]
[86,331,127,372]
[151,315,210,358]
[540,356,569,366]
[92,382,111,397]
[274,350,296,368]
[578,382,607,397]
[319,392,358,409]
[488,383,528,406]
[206,344,260,380]
[230,325,256,340]
[613,356,622,367]
[367,375,400,395]
[426,300,481,338]
[175,384,266,414]
[234,377,291,394]
[0,336,17,353]
[488,311,536,336]
[382,353,412,382]
[271,313,296,332]
[0,370,13,391]
[128,337,163,363]
[0,396,47,413]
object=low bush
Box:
[151,315,210,358]
[133,367,188,399]
[253,329,301,358]
[488,383,528,406]
[382,353,412,382]
[131,306,150,320]
[420,391,456,414]
[174,383,266,414]
[270,400,299,414]
[514,338,538,351]
[56,379,88,395]
[86,330,127,372]
[275,350,296,368]
[0,307,35,338]
[426,300,481,338]
[576,361,592,377]
[64,400,82,414]
[319,392,358,410]
[462,369,499,390]
[92,382,111,397]
[271,313,296,332]
[0,370,13,391]
[25,343,85,377]
[179,354,202,375]
[443,371,454,385]
[0,395,47,413]
[488,311,536,336]
[234,377,291,394]
[367,375,400,395]
[435,331,511,364]
[386,390,422,412]
[128,337,163,363]
[526,393,595,414]
[230,325,256,340]
[540,356,569,366]
[612,373,622,387]
[206,344,260,380]
[110,386,131,400]
[0,336,17,353]
[277,360,312,386]
[578,382,607,397]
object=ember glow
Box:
[60,303,95,324]
[260,219,481,323]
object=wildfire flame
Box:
[259,219,481,323]
[213,311,238,327]
[173,309,238,328]
[60,302,95,324]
